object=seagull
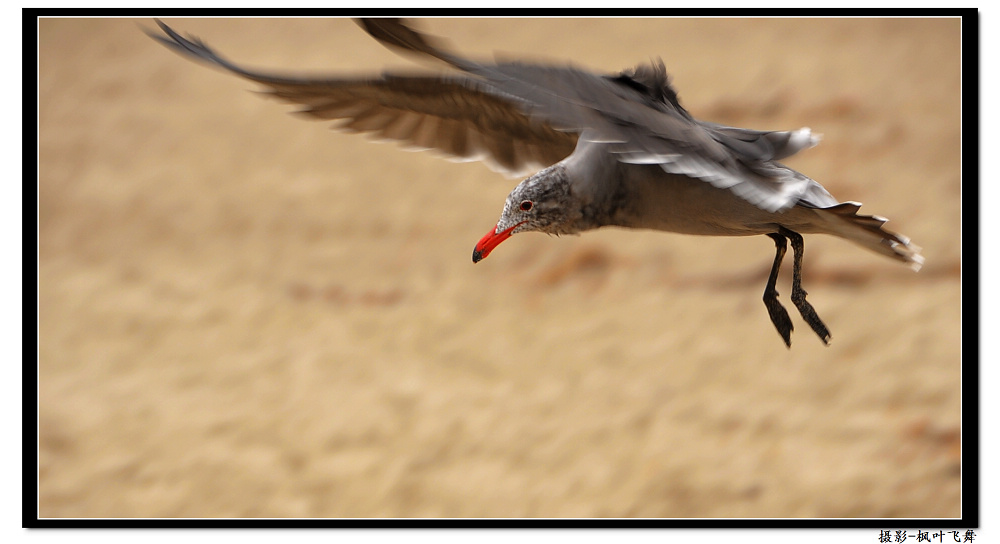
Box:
[148,18,923,347]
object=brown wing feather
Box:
[148,20,577,176]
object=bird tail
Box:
[813,202,923,270]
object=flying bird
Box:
[148,18,923,347]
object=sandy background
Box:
[38,18,962,518]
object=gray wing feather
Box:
[148,20,577,177]
[356,19,829,212]
[151,19,827,212]
[699,121,820,161]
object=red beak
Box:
[472,222,523,263]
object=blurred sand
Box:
[38,18,962,518]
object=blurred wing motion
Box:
[149,19,575,176]
[150,18,822,210]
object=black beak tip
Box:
[472,249,484,263]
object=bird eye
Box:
[519,200,533,212]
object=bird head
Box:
[472,165,580,263]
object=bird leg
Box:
[764,233,794,347]
[778,226,832,345]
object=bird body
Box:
[480,137,910,256]
[149,18,922,346]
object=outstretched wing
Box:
[151,19,824,212]
[148,20,577,176]
[356,19,825,212]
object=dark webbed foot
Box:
[764,233,794,347]
[778,226,832,345]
